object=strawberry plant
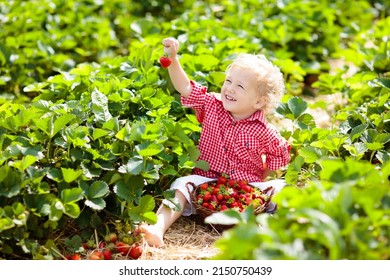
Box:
[0,45,209,258]
[211,159,390,260]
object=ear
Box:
[253,96,266,110]
[254,101,262,110]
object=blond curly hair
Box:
[226,54,285,114]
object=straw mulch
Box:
[139,215,222,260]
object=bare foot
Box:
[140,224,165,247]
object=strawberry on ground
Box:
[129,245,143,260]
[89,251,104,260]
[116,241,131,255]
[105,232,118,243]
[69,253,82,260]
[102,249,112,260]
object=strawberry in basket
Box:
[193,175,272,213]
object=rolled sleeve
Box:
[266,136,291,170]
[181,80,209,123]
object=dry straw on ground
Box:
[140,216,222,260]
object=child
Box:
[140,37,290,247]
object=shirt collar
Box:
[225,109,267,126]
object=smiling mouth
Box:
[225,94,236,101]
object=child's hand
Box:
[162,37,179,58]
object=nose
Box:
[226,84,234,94]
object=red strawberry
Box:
[217,176,227,184]
[245,185,253,193]
[116,241,131,255]
[89,251,104,260]
[238,180,248,189]
[129,245,143,260]
[220,205,228,211]
[227,179,236,188]
[105,232,117,243]
[202,202,210,208]
[217,194,223,201]
[159,56,172,68]
[70,253,82,260]
[102,249,112,260]
[245,197,252,205]
[203,192,211,202]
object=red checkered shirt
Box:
[181,81,291,182]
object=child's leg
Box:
[140,189,187,247]
[140,175,214,247]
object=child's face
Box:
[221,66,263,120]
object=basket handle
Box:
[262,186,275,198]
[185,182,197,200]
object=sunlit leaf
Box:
[299,146,321,163]
[9,155,37,171]
[61,168,83,183]
[85,198,106,211]
[64,202,81,218]
[61,188,83,204]
[136,142,164,157]
[288,97,308,119]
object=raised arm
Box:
[162,38,192,98]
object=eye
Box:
[225,79,232,83]
[238,84,245,90]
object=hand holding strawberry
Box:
[159,37,179,68]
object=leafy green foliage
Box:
[212,160,390,260]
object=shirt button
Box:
[223,147,227,151]
[231,170,234,174]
